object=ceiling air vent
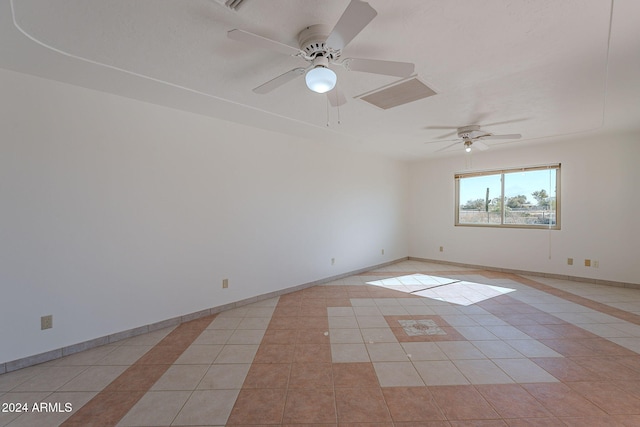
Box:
[214,0,247,10]
[356,77,437,110]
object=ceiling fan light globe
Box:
[305,66,337,94]
[465,146,472,153]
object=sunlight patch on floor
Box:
[366,274,516,306]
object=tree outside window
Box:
[455,165,560,229]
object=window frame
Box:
[454,164,561,230]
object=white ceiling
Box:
[1,0,638,160]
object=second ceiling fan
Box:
[426,125,522,153]
[227,0,415,104]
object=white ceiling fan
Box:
[426,125,522,153]
[227,0,415,104]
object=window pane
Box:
[455,164,560,229]
[458,174,502,224]
[503,169,557,226]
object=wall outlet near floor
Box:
[584,259,591,267]
[41,315,53,330]
[222,278,229,289]
[593,260,599,268]
[567,258,573,265]
[439,246,444,252]
[381,249,384,255]
[331,258,335,265]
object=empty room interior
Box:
[1,0,640,426]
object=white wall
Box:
[0,68,409,364]
[408,131,640,285]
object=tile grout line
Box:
[508,273,640,326]
[6,264,640,425]
[166,314,238,427]
[384,269,640,327]
[59,314,216,427]
[2,257,407,376]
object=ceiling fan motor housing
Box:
[458,125,489,140]
[297,24,338,61]
[227,0,415,96]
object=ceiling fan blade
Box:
[252,67,307,94]
[434,130,458,139]
[481,118,529,127]
[343,58,414,77]
[424,138,459,145]
[435,142,460,153]
[474,141,490,151]
[425,125,460,130]
[326,0,377,50]
[327,86,347,107]
[480,133,522,140]
[468,111,492,125]
[228,29,301,56]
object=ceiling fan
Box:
[227,0,415,103]
[426,125,522,153]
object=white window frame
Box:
[455,164,561,229]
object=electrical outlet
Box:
[567,258,573,265]
[381,249,384,255]
[584,259,591,267]
[439,246,444,252]
[593,260,599,268]
[222,278,228,289]
[41,315,53,330]
[331,258,335,265]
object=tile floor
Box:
[2,260,640,426]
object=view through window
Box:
[455,164,560,229]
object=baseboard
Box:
[2,255,636,375]
[1,257,408,375]
[408,257,640,290]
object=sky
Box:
[459,169,557,205]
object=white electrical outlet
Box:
[381,249,385,255]
[331,258,335,265]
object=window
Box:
[455,164,560,229]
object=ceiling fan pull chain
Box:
[326,95,330,127]
[336,86,341,125]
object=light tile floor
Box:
[2,260,640,425]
